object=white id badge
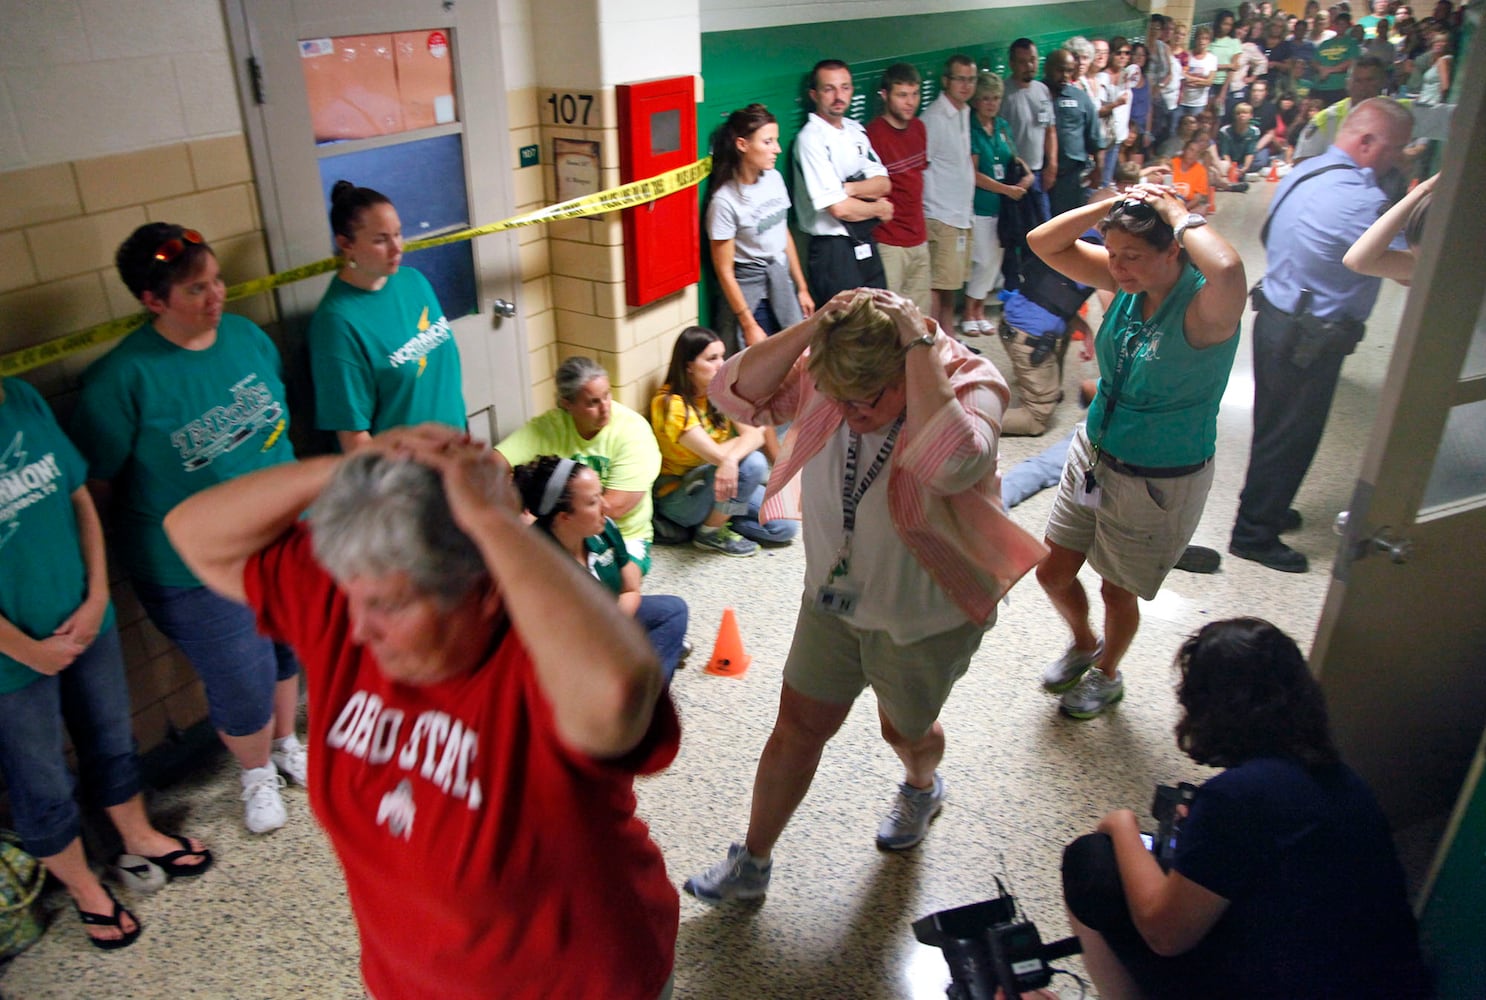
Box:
[993,163,1006,180]
[1075,477,1103,509]
[854,242,872,261]
[814,585,859,617]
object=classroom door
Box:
[225,0,530,442]
[1309,37,1486,832]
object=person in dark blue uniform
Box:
[1229,98,1414,573]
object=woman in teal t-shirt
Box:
[513,455,688,684]
[0,377,211,949]
[307,182,467,453]
[965,71,1034,336]
[1027,186,1245,721]
[71,224,306,836]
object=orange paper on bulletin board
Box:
[394,31,457,130]
[301,34,404,143]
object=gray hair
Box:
[555,356,609,402]
[310,452,488,607]
[1064,36,1095,60]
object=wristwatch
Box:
[1173,213,1207,248]
[906,332,936,349]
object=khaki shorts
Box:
[1045,425,1215,600]
[926,218,972,291]
[781,595,987,739]
[877,241,932,315]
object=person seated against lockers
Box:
[1061,618,1430,999]
[496,356,662,573]
[648,326,797,556]
[513,455,689,685]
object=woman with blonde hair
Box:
[683,288,1045,901]
[964,71,1034,335]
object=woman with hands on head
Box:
[682,287,1046,903]
[162,424,680,1000]
[1027,182,1246,720]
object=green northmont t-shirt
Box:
[0,378,116,692]
[308,267,467,436]
[71,314,295,587]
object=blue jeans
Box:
[0,627,139,857]
[636,595,688,686]
[652,450,797,544]
[1002,430,1075,508]
[133,581,300,737]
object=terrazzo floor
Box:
[1,181,1422,999]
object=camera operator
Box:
[1060,618,1429,999]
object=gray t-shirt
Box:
[1001,79,1055,170]
[706,168,793,266]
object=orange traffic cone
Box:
[1228,161,1240,184]
[705,608,751,678]
[1267,161,1279,182]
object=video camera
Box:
[913,878,1081,1000]
[1148,781,1197,870]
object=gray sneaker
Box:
[692,526,758,557]
[684,843,771,903]
[1060,669,1125,720]
[1041,641,1104,693]
[876,773,945,850]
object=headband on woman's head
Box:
[537,458,577,516]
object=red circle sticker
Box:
[427,31,449,59]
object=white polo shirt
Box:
[793,112,888,238]
[921,92,974,229]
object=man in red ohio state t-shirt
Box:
[164,425,679,1000]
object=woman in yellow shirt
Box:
[650,327,797,556]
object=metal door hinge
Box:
[248,55,265,105]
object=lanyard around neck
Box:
[829,415,904,582]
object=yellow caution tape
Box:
[1,156,712,379]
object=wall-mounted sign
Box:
[553,138,601,204]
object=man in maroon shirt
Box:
[865,63,931,314]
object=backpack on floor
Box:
[0,830,45,961]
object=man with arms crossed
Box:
[865,63,932,315]
[794,59,894,304]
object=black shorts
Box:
[806,235,886,305]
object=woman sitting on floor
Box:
[514,455,690,684]
[649,326,797,557]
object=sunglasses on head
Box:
[153,229,204,264]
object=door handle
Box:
[1335,512,1413,565]
[491,298,517,318]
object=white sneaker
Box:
[271,734,308,786]
[241,766,287,834]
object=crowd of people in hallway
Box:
[0,2,1463,995]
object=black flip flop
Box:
[140,834,214,878]
[76,885,142,951]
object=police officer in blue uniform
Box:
[1229,98,1415,573]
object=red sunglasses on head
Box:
[152,229,205,264]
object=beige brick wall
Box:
[536,85,700,415]
[0,134,273,755]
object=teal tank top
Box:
[1085,263,1239,467]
